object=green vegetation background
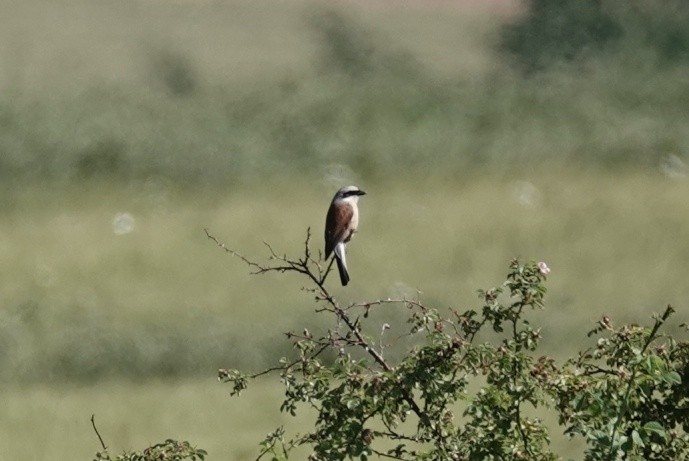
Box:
[2,0,689,459]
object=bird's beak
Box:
[357,190,367,196]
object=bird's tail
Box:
[333,243,350,286]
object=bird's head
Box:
[334,185,366,202]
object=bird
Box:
[324,185,366,286]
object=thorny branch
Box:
[204,228,436,434]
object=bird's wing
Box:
[325,203,354,258]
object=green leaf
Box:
[643,421,666,438]
[661,371,682,385]
[631,429,644,448]
[645,354,665,373]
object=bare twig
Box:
[219,343,330,383]
[347,298,429,317]
[204,228,267,274]
[319,257,336,285]
[91,414,107,451]
[206,228,436,437]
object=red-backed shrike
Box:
[324,185,366,286]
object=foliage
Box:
[93,439,207,461]
[211,230,689,460]
[551,309,689,460]
[89,414,207,461]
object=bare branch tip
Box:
[91,414,107,451]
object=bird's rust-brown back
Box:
[324,202,354,258]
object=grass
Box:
[2,171,689,384]
[0,378,308,461]
[4,171,689,459]
[1,378,587,460]
[3,1,689,184]
[0,0,506,183]
[2,0,689,459]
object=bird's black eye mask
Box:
[344,190,366,197]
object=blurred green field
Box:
[1,377,308,461]
[2,0,689,183]
[2,0,689,459]
[3,172,689,380]
[3,172,689,459]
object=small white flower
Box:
[537,261,550,275]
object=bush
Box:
[95,231,689,459]
[93,439,206,461]
[90,415,206,461]
[203,230,689,460]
